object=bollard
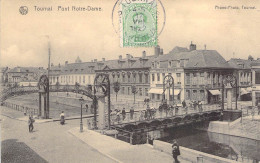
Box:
[146,132,149,144]
[130,132,133,145]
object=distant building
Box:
[6,67,46,86]
[0,67,9,85]
[251,62,260,106]
[49,60,97,87]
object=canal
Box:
[118,124,260,163]
[158,125,260,162]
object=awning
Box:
[148,88,181,95]
[240,87,252,95]
[240,88,249,95]
[246,87,252,92]
[148,88,164,94]
[209,90,221,95]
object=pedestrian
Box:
[85,104,89,113]
[182,100,186,108]
[60,111,65,125]
[116,110,121,123]
[198,101,203,112]
[28,116,35,132]
[130,107,134,120]
[258,102,260,115]
[122,108,126,120]
[172,140,180,163]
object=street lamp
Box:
[79,97,84,132]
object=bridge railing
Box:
[110,104,221,125]
[2,101,38,116]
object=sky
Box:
[1,0,260,68]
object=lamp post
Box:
[79,97,84,132]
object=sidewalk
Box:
[69,127,191,163]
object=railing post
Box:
[130,132,133,145]
[146,132,149,144]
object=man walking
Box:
[172,140,180,163]
[28,116,34,132]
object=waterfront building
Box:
[95,48,161,99]
[150,43,235,104]
[49,57,97,87]
[251,62,260,106]
[228,58,253,101]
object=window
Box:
[139,88,142,96]
[128,74,131,82]
[176,73,181,84]
[157,94,160,100]
[122,87,125,94]
[152,74,155,82]
[79,76,81,83]
[122,75,125,82]
[83,76,85,83]
[157,73,160,82]
[162,73,165,80]
[186,73,190,85]
[139,74,143,83]
[128,87,130,95]
[256,72,260,84]
[152,93,155,99]
[176,60,180,67]
[200,90,205,101]
[186,90,190,100]
[145,88,148,96]
[145,74,149,83]
[192,90,197,100]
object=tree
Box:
[55,81,60,95]
[113,82,120,102]
[131,85,138,104]
[248,55,254,61]
[75,82,80,97]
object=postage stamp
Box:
[119,0,157,47]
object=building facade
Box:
[251,62,260,106]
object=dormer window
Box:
[81,69,84,71]
[177,60,180,67]
[238,64,244,68]
[157,62,160,68]
[75,69,78,72]
[152,62,155,68]
[169,61,172,68]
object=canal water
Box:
[118,124,260,162]
[158,125,260,163]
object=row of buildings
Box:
[1,43,260,106]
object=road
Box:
[1,107,116,163]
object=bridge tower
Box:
[93,73,111,130]
[163,75,174,105]
[38,75,49,119]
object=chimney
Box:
[102,58,105,62]
[58,63,61,68]
[94,59,97,62]
[160,49,163,55]
[189,41,196,51]
[142,51,146,58]
[51,63,54,67]
[65,61,68,65]
[204,44,207,50]
[126,54,131,59]
[154,45,160,56]
[119,55,122,60]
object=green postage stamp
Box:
[119,0,157,47]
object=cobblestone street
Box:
[1,106,116,163]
